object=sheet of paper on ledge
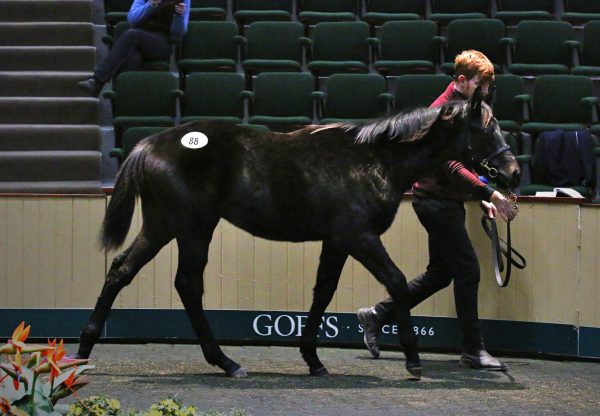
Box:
[535,188,584,198]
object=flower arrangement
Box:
[0,321,93,415]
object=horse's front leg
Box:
[347,233,422,379]
[300,240,348,376]
[175,232,246,378]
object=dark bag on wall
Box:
[533,129,596,190]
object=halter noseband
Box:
[467,122,511,179]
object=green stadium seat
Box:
[362,0,425,29]
[241,22,309,77]
[104,71,181,146]
[492,74,526,133]
[439,19,507,75]
[562,0,600,24]
[177,21,242,78]
[233,0,293,26]
[521,75,597,134]
[394,74,453,111]
[495,0,554,25]
[307,22,374,77]
[103,0,130,34]
[247,72,318,128]
[373,20,440,76]
[572,21,600,76]
[189,0,227,21]
[109,126,167,161]
[181,72,247,124]
[298,0,359,26]
[430,0,490,24]
[320,73,392,123]
[507,21,578,76]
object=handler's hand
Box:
[489,190,517,222]
[175,2,186,15]
[480,200,498,220]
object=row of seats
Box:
[103,0,600,30]
[103,20,600,79]
[105,71,600,143]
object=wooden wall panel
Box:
[580,206,600,327]
[0,196,598,331]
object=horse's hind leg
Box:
[77,228,171,359]
[300,240,348,376]
[346,233,422,379]
[175,225,246,378]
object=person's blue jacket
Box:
[128,0,190,38]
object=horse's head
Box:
[455,88,521,189]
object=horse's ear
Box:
[469,86,484,122]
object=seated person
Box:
[79,0,190,96]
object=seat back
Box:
[492,74,524,125]
[235,0,292,13]
[431,0,490,15]
[252,72,315,118]
[311,22,370,63]
[300,0,358,14]
[181,21,239,60]
[324,73,387,119]
[497,0,554,13]
[104,0,130,14]
[445,19,506,67]
[122,127,168,158]
[565,0,600,13]
[513,21,574,66]
[245,21,304,62]
[365,0,425,15]
[581,21,600,67]
[183,72,245,119]
[531,75,594,124]
[189,0,227,20]
[378,21,438,62]
[394,74,453,111]
[113,71,178,117]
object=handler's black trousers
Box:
[374,197,484,353]
[94,28,172,83]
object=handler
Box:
[357,50,517,371]
[78,0,189,96]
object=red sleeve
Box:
[447,161,495,200]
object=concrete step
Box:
[0,71,94,97]
[0,46,96,71]
[0,97,99,124]
[0,150,102,182]
[0,22,94,46]
[0,124,100,151]
[0,0,92,23]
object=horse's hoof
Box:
[228,366,248,378]
[309,366,329,376]
[406,362,422,381]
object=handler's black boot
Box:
[78,76,104,97]
[357,306,381,359]
[460,349,508,371]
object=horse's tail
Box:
[100,145,147,251]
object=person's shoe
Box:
[78,77,104,97]
[357,306,381,359]
[460,350,508,371]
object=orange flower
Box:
[39,339,65,381]
[0,358,24,390]
[0,397,11,414]
[0,321,30,355]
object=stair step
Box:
[0,181,103,194]
[0,97,98,124]
[0,0,92,23]
[0,22,94,46]
[0,124,100,151]
[0,46,95,71]
[0,71,94,97]
[0,150,102,182]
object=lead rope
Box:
[481,190,526,287]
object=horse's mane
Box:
[333,100,493,145]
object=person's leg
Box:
[79,29,171,96]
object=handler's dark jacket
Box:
[411,82,496,202]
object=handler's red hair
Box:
[454,50,495,83]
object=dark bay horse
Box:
[77,93,520,379]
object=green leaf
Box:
[53,403,70,415]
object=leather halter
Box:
[481,215,527,287]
